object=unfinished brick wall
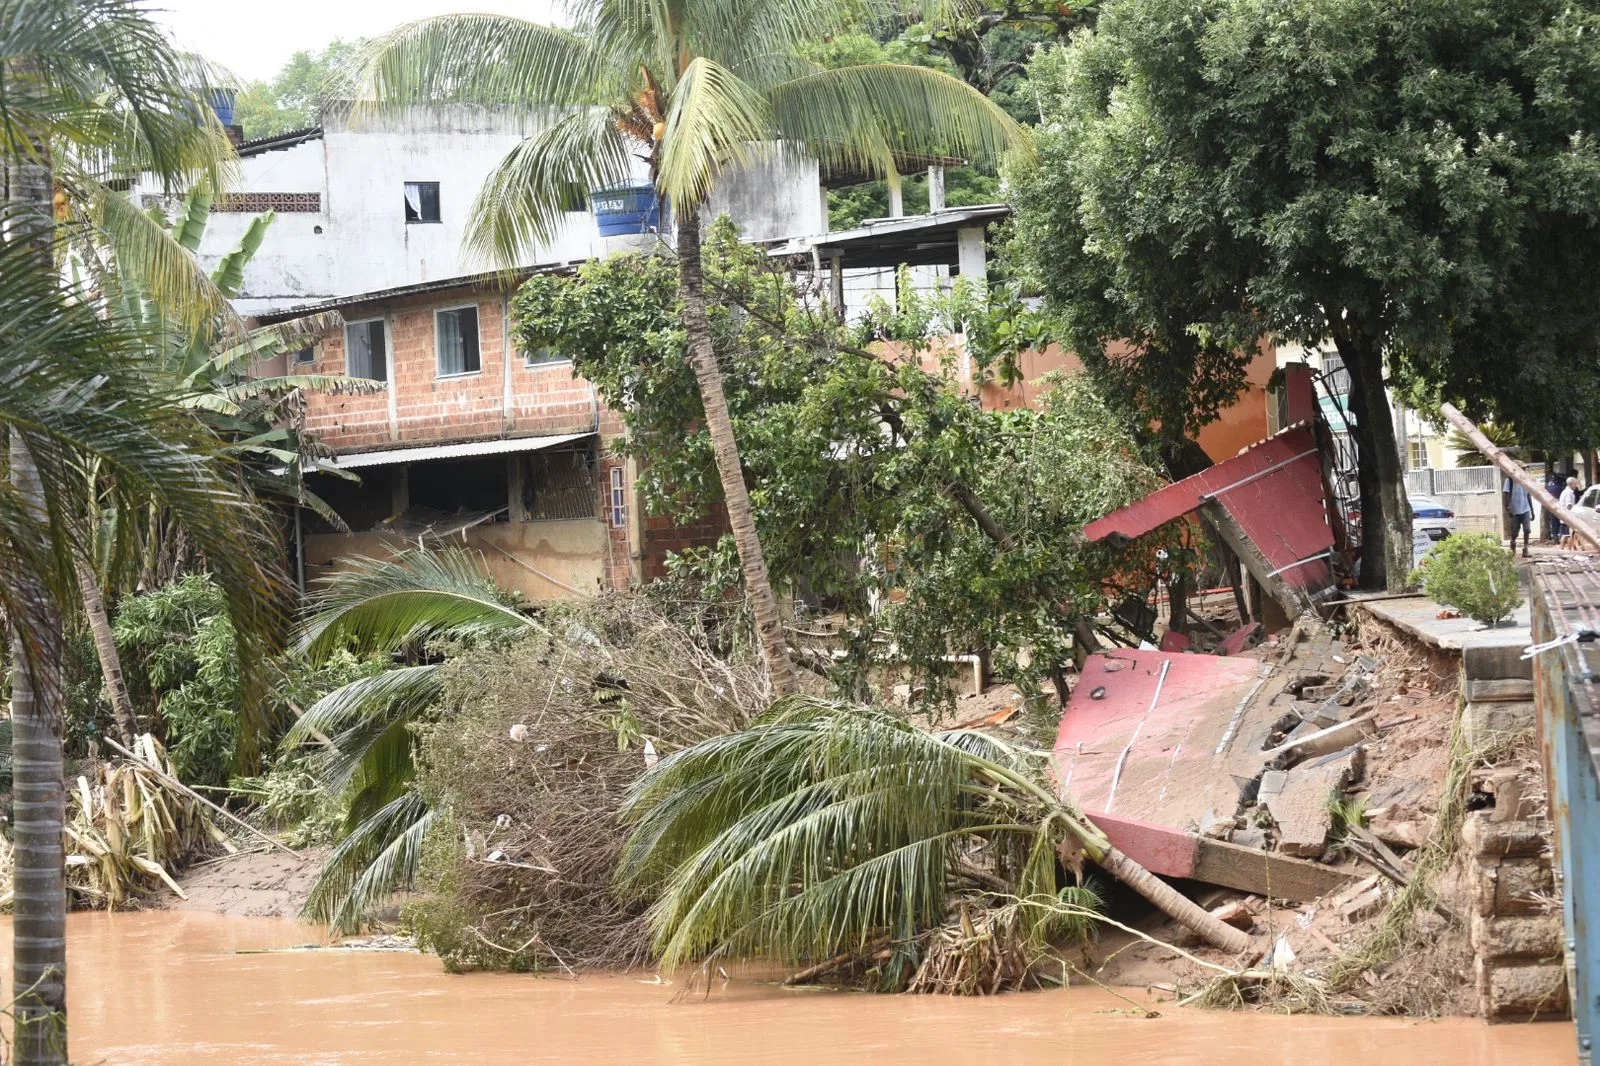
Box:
[300,285,597,449]
[641,506,729,581]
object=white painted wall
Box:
[136,106,828,316]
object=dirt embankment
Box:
[158,848,326,920]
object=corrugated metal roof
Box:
[237,127,323,158]
[250,263,580,326]
[331,432,594,470]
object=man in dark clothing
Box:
[1545,471,1566,542]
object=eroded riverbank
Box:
[0,913,1574,1065]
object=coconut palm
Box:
[354,2,1028,695]
[287,548,537,931]
[0,217,285,1064]
[618,696,1251,986]
[1,4,280,1061]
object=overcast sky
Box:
[153,1,564,82]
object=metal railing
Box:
[1530,559,1600,1063]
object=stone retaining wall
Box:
[1459,646,1568,1022]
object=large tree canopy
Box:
[1009,0,1600,588]
[513,221,1189,715]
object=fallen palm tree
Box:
[617,697,1251,994]
[63,734,229,909]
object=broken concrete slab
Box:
[1264,715,1379,769]
[1341,885,1386,922]
[1259,747,1365,858]
[1088,811,1356,902]
[1366,806,1430,850]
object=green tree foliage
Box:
[513,220,1188,712]
[1008,0,1600,591]
[1410,532,1523,627]
[111,574,381,787]
[356,0,1025,695]
[232,39,364,140]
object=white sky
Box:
[152,1,565,82]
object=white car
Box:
[1410,496,1457,542]
[1569,485,1600,528]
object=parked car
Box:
[1340,495,1457,541]
[1568,485,1600,528]
[1410,495,1457,541]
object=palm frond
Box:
[769,63,1029,176]
[618,696,1091,972]
[0,214,288,762]
[303,791,437,933]
[354,14,616,110]
[296,548,535,659]
[657,57,772,212]
[74,175,243,339]
[282,664,443,792]
[463,109,637,267]
[0,0,237,191]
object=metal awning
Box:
[328,432,594,470]
[765,205,1012,269]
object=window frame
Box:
[1407,439,1430,472]
[434,303,483,378]
[292,344,316,366]
[403,180,441,224]
[523,344,571,368]
[609,466,627,528]
[343,317,389,384]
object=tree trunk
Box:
[1098,845,1252,954]
[9,435,68,1066]
[675,208,797,697]
[7,96,68,1066]
[76,559,136,745]
[1333,330,1411,591]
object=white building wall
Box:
[136,106,827,317]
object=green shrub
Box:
[1410,532,1522,626]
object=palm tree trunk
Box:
[674,208,797,696]
[7,98,69,1066]
[1098,844,1253,954]
[8,434,69,1066]
[76,559,136,745]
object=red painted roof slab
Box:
[1082,425,1335,593]
[1055,649,1266,833]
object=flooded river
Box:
[2,913,1576,1065]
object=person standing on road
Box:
[1560,476,1581,549]
[1545,470,1567,541]
[1505,475,1535,557]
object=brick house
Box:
[260,270,706,600]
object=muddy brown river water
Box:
[0,912,1577,1065]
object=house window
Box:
[403,181,440,223]
[524,344,567,367]
[609,466,627,528]
[1408,440,1431,471]
[345,319,387,382]
[292,345,315,365]
[436,306,481,376]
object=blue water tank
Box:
[592,183,662,236]
[208,88,237,128]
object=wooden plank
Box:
[1441,402,1600,550]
